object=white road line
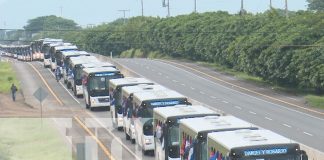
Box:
[146,66,150,69]
[303,132,313,137]
[47,68,80,104]
[283,124,292,128]
[210,96,217,99]
[287,97,298,101]
[234,106,242,110]
[181,83,186,86]
[190,87,195,90]
[172,80,178,83]
[222,100,229,104]
[265,117,273,121]
[165,76,169,79]
[158,72,162,75]
[249,111,257,115]
[200,91,205,95]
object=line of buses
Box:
[0,39,308,160]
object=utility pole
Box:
[285,0,288,18]
[118,10,130,24]
[141,0,144,16]
[60,6,63,17]
[167,0,170,17]
[240,0,244,15]
[194,0,197,13]
[270,0,272,9]
[162,0,170,17]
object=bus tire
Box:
[125,132,130,140]
[118,126,123,131]
[67,83,71,89]
[106,106,110,111]
[131,139,135,144]
[64,79,67,84]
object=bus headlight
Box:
[91,99,96,104]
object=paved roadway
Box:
[12,59,154,160]
[114,58,324,152]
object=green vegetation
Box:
[0,118,72,160]
[119,49,171,59]
[307,0,324,11]
[0,62,20,93]
[305,95,324,109]
[64,10,324,93]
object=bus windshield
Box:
[89,76,109,96]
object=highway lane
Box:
[114,58,324,152]
[29,61,155,160]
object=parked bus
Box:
[37,38,63,61]
[50,45,78,72]
[179,116,258,160]
[153,105,221,160]
[109,78,154,131]
[132,90,190,155]
[43,43,63,68]
[207,129,308,160]
[122,84,168,144]
[82,67,124,111]
[57,51,82,88]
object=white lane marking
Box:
[47,68,80,104]
[158,72,162,75]
[265,117,273,121]
[200,91,205,95]
[190,87,195,90]
[283,124,292,128]
[151,69,155,71]
[172,80,178,83]
[155,60,324,121]
[165,76,169,79]
[146,66,150,69]
[181,83,186,86]
[210,96,217,99]
[234,106,242,110]
[222,100,229,104]
[303,132,313,137]
[249,111,257,115]
[287,97,298,101]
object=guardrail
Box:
[92,53,324,160]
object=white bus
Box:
[109,78,154,131]
[43,42,63,68]
[82,67,123,111]
[122,84,168,144]
[132,90,190,155]
[207,129,308,160]
[153,105,221,160]
[179,116,258,160]
[59,51,82,87]
[50,45,78,72]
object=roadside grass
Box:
[119,49,171,59]
[0,118,72,160]
[0,62,20,93]
[305,95,324,109]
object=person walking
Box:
[11,83,18,101]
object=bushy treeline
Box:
[64,10,324,92]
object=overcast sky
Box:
[0,0,308,29]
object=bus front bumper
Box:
[143,135,155,151]
[75,85,83,95]
[90,96,110,107]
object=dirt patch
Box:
[0,94,38,117]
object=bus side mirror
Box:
[300,150,308,160]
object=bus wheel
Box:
[131,138,135,144]
[125,132,130,140]
[106,106,110,111]
[64,79,67,84]
[118,126,123,131]
[67,83,71,89]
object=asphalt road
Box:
[12,60,154,160]
[114,58,324,152]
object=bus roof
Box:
[55,45,78,51]
[83,67,119,74]
[109,77,153,89]
[208,129,295,150]
[122,84,168,98]
[154,105,219,121]
[61,51,81,57]
[180,116,256,134]
[133,89,186,102]
[70,56,98,66]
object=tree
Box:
[307,0,324,11]
[24,15,80,33]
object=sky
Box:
[0,0,308,29]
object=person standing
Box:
[11,83,18,101]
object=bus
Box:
[50,45,78,72]
[179,116,258,160]
[153,105,221,160]
[43,42,63,68]
[109,78,154,131]
[37,38,63,61]
[207,129,308,160]
[122,84,168,144]
[82,67,124,111]
[58,51,83,87]
[132,90,190,155]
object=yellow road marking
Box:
[160,60,324,116]
[74,116,116,160]
[27,62,64,106]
